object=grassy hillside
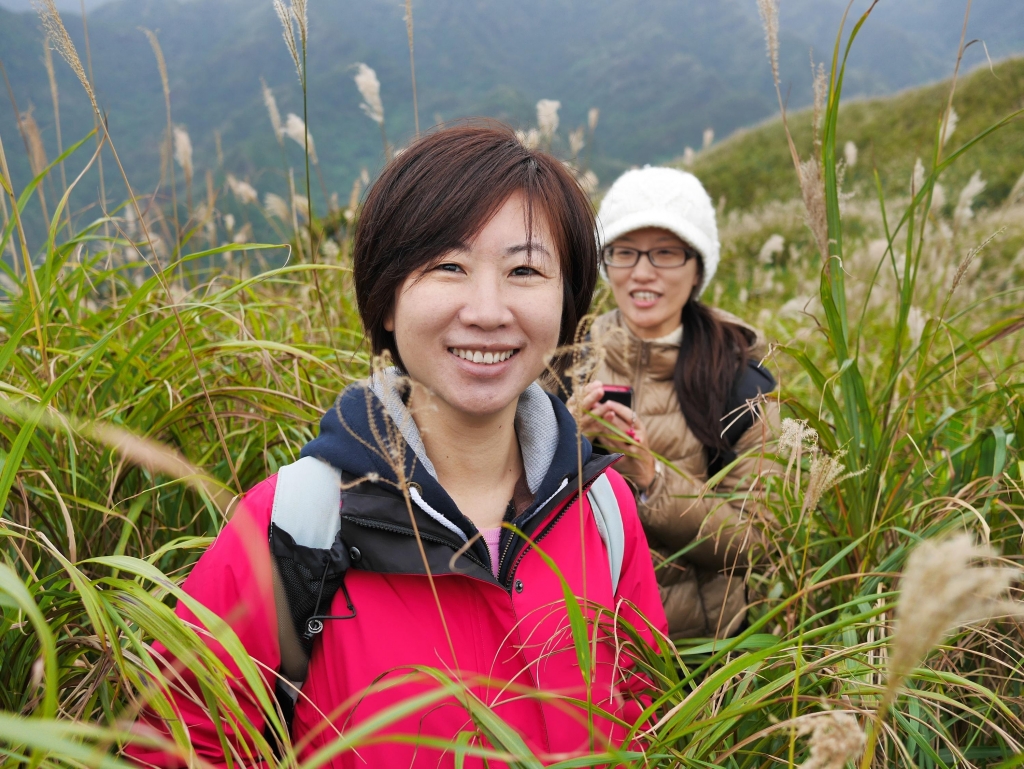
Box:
[691,57,1024,212]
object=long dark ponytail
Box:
[674,299,757,461]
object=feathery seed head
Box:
[758,233,785,265]
[756,0,780,86]
[283,113,317,163]
[568,127,585,157]
[799,157,829,259]
[779,418,818,458]
[354,63,385,125]
[226,174,259,206]
[588,107,599,132]
[273,0,302,83]
[682,147,695,167]
[261,78,284,145]
[702,127,714,150]
[264,192,290,221]
[844,140,858,168]
[223,213,235,233]
[578,170,598,195]
[172,126,193,179]
[941,107,958,148]
[906,306,926,346]
[802,448,849,516]
[294,194,309,221]
[797,712,866,769]
[888,533,1023,696]
[954,171,986,229]
[34,0,98,116]
[19,107,48,176]
[536,99,561,139]
[516,128,540,150]
[911,158,925,197]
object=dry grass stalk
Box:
[404,0,420,137]
[260,78,284,145]
[797,712,866,769]
[886,533,1023,698]
[42,34,70,211]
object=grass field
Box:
[1,2,1023,766]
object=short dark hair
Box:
[353,122,598,369]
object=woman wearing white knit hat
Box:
[570,166,779,639]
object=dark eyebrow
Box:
[506,243,551,257]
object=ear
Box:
[383,311,394,333]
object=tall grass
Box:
[1,2,1023,767]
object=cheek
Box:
[523,282,565,348]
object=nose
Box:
[458,271,515,330]
[629,253,658,281]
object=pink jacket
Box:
[128,381,668,767]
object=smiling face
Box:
[385,192,564,421]
[606,227,702,340]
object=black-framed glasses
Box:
[601,244,698,268]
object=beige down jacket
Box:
[586,309,778,639]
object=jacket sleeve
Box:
[126,476,282,768]
[639,400,780,573]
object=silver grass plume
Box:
[172,126,193,180]
[19,107,48,177]
[226,174,259,206]
[273,0,303,83]
[941,107,958,148]
[887,533,1023,697]
[702,127,714,150]
[682,147,695,167]
[844,140,858,168]
[797,712,866,769]
[261,77,284,145]
[756,0,780,87]
[264,192,290,222]
[778,417,817,493]
[953,171,986,229]
[354,64,385,125]
[283,113,317,163]
[588,107,599,133]
[568,127,585,157]
[802,448,853,517]
[34,0,99,116]
[536,99,560,139]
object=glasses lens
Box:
[648,247,692,267]
[603,247,638,267]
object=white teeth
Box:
[449,348,516,364]
[633,291,659,302]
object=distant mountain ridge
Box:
[0,0,1020,219]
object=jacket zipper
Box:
[502,475,602,590]
[344,515,489,571]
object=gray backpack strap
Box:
[270,457,350,690]
[272,456,342,547]
[587,473,625,594]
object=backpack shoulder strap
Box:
[586,473,625,594]
[270,457,353,688]
[272,456,342,546]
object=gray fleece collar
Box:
[368,367,558,495]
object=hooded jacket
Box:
[587,309,779,639]
[128,373,667,768]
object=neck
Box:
[621,311,683,341]
[408,385,523,531]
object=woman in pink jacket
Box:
[128,124,667,768]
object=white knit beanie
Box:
[596,166,720,296]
